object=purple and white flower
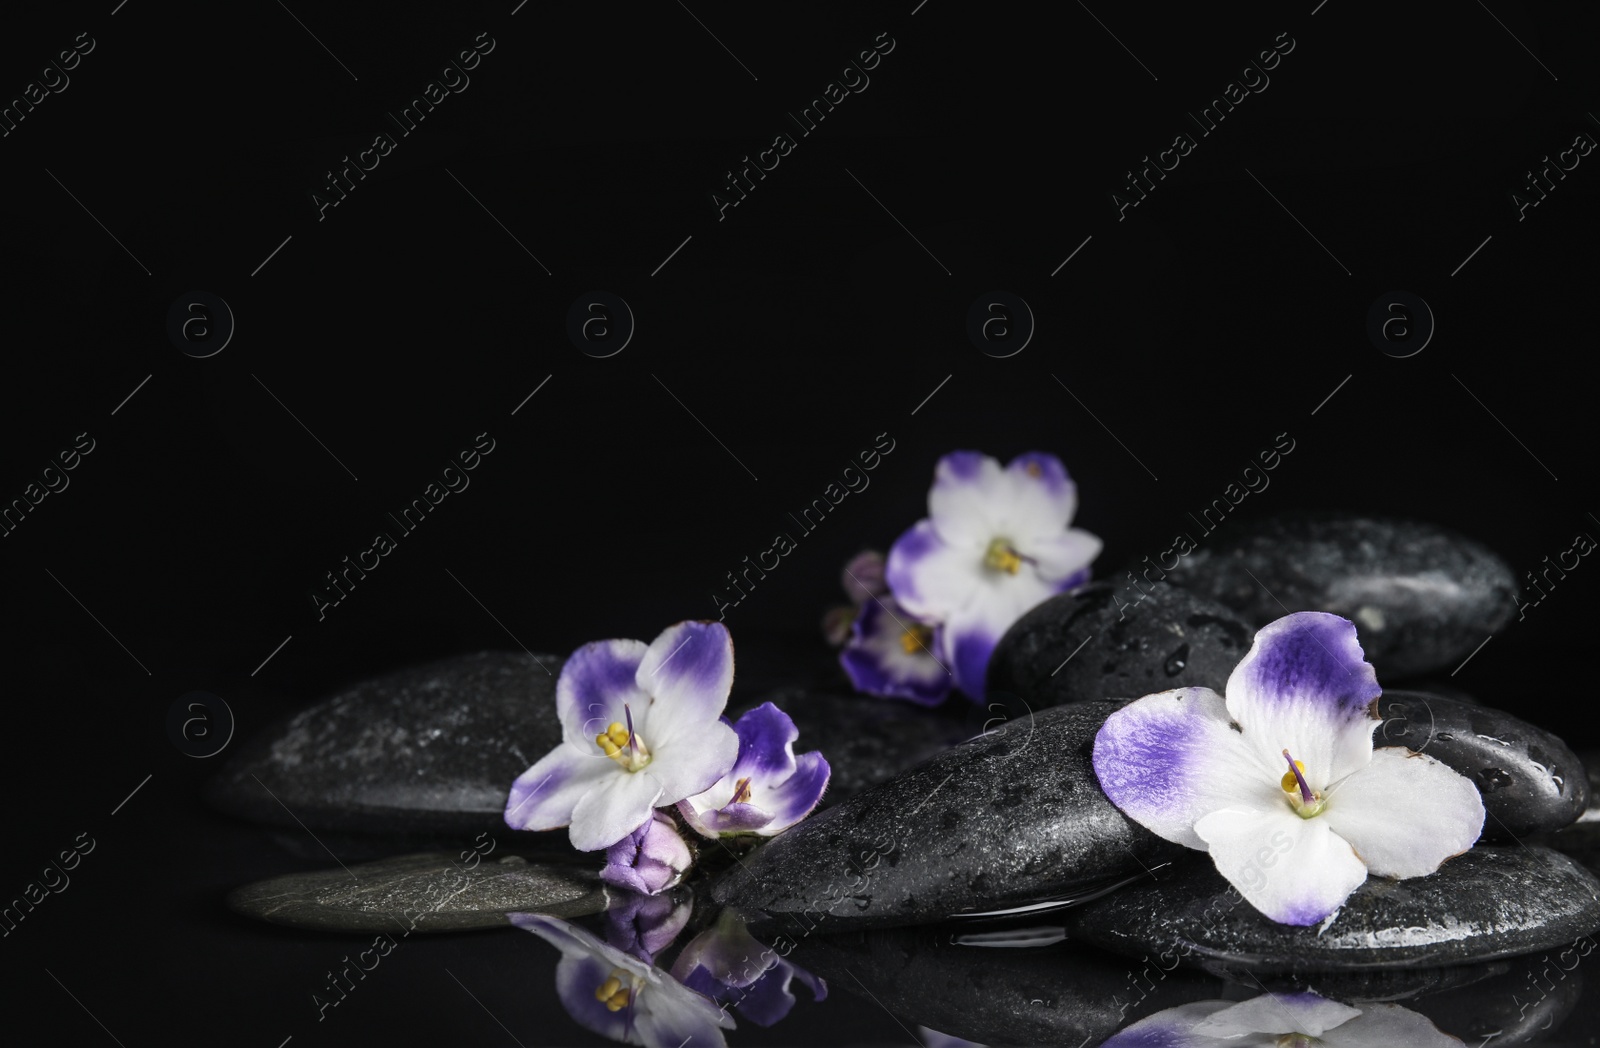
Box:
[670,910,827,1028]
[601,811,694,896]
[677,703,830,838]
[1093,611,1485,926]
[504,621,741,852]
[514,913,734,1047]
[839,595,953,705]
[1100,990,1463,1047]
[602,891,693,965]
[886,451,1101,701]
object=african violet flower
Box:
[1100,990,1463,1047]
[823,550,887,645]
[514,913,733,1048]
[603,891,693,964]
[839,594,952,705]
[671,909,827,1028]
[505,621,740,851]
[1093,611,1485,926]
[601,811,694,896]
[886,451,1101,701]
[677,703,830,838]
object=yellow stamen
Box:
[1279,759,1307,794]
[730,776,753,804]
[984,537,1023,575]
[594,971,633,1012]
[899,622,933,655]
[595,719,651,770]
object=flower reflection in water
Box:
[514,905,826,1046]
[513,912,733,1048]
[671,909,827,1027]
[1099,989,1463,1047]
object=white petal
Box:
[1192,992,1361,1037]
[503,746,613,831]
[646,720,741,807]
[1018,527,1101,584]
[886,520,983,623]
[994,452,1079,539]
[1321,1002,1464,1048]
[569,769,665,851]
[1093,688,1283,850]
[1195,806,1368,926]
[1097,1001,1241,1047]
[926,451,1009,545]
[1320,748,1485,878]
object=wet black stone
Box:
[985,581,1254,707]
[1375,691,1589,840]
[227,851,606,933]
[205,651,565,834]
[782,923,1222,1048]
[711,701,1185,933]
[730,688,975,807]
[1163,512,1517,679]
[1065,846,1600,972]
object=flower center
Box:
[597,705,651,771]
[1275,1035,1320,1047]
[983,537,1024,575]
[1281,749,1326,818]
[899,622,934,655]
[730,776,753,804]
[594,968,636,1012]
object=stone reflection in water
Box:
[1100,990,1463,1048]
[774,920,1222,1047]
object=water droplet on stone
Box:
[1163,644,1190,677]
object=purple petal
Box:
[603,892,693,963]
[636,621,735,744]
[839,598,953,706]
[1098,1001,1235,1047]
[1091,687,1277,850]
[503,746,611,832]
[728,702,799,783]
[943,622,999,704]
[696,801,775,835]
[1225,612,1382,789]
[727,960,826,1027]
[841,550,887,602]
[556,638,652,746]
[754,751,830,835]
[997,451,1078,538]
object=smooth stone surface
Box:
[205,651,564,833]
[986,581,1254,707]
[227,852,607,933]
[734,688,976,806]
[1163,512,1517,679]
[712,701,1185,933]
[1066,846,1600,972]
[783,924,1222,1048]
[1375,691,1589,839]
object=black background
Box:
[3,1,1599,1044]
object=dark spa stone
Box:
[985,580,1256,707]
[1375,691,1589,840]
[226,851,606,933]
[1162,512,1518,679]
[1065,846,1600,972]
[205,651,566,834]
[711,701,1184,933]
[731,688,976,807]
[783,923,1223,1048]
